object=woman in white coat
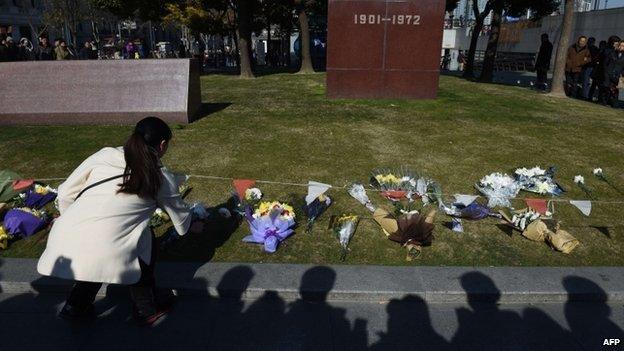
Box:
[37,117,204,325]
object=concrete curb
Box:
[1,258,623,303]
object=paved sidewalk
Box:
[1,292,622,351]
[1,258,623,303]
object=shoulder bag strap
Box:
[74,174,126,201]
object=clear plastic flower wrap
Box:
[347,183,376,212]
[514,166,564,196]
[475,172,521,208]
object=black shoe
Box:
[58,303,95,321]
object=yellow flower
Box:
[34,184,48,195]
[337,214,359,224]
[0,226,8,250]
[376,174,400,185]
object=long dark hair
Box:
[118,117,172,199]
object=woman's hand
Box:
[189,220,205,234]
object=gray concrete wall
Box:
[446,7,624,56]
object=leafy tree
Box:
[163,0,233,35]
[550,0,574,96]
[41,0,85,48]
[258,0,294,66]
[462,0,495,78]
[294,0,326,73]
[90,0,169,21]
[232,0,256,78]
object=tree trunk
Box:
[235,0,255,78]
[463,0,493,79]
[550,0,575,96]
[285,28,291,67]
[479,3,503,82]
[462,18,484,79]
[296,2,314,73]
[266,18,271,67]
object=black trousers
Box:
[536,67,548,89]
[66,233,157,313]
[565,72,582,97]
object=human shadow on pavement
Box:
[276,266,368,351]
[370,294,450,351]
[563,276,624,351]
[450,272,526,350]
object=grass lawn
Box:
[1,73,624,266]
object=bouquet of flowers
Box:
[373,208,436,261]
[499,208,579,254]
[475,172,521,208]
[370,167,418,201]
[593,168,623,195]
[442,201,498,221]
[574,175,595,200]
[3,207,49,238]
[232,179,263,215]
[1,170,28,203]
[243,201,296,253]
[24,184,58,209]
[304,195,332,233]
[0,226,9,250]
[348,184,376,212]
[330,214,359,261]
[514,166,564,196]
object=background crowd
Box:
[0,35,155,62]
[535,33,624,108]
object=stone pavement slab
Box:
[1,258,623,303]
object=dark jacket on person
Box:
[535,40,553,69]
[602,50,624,87]
[37,45,55,60]
[565,44,591,73]
[4,43,19,61]
[79,46,93,60]
[0,44,7,62]
[585,44,600,68]
[19,46,37,61]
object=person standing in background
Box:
[597,36,621,105]
[581,37,599,100]
[37,37,55,60]
[4,37,19,61]
[535,34,553,90]
[18,38,36,61]
[55,40,71,60]
[79,41,94,60]
[564,36,591,98]
[589,40,607,101]
[601,41,624,108]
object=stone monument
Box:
[326,0,446,99]
[0,59,202,125]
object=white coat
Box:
[37,147,192,284]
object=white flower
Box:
[155,208,164,215]
[515,167,545,178]
[593,168,603,176]
[480,173,516,190]
[574,175,585,184]
[245,188,263,201]
[400,176,412,183]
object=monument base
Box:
[0,59,202,125]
